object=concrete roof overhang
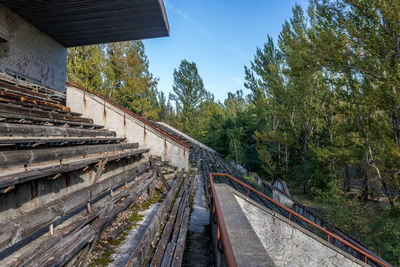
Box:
[0,0,169,47]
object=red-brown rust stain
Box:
[89,167,93,179]
[123,113,127,138]
[143,124,147,144]
[83,92,87,112]
[164,138,167,159]
[65,173,71,187]
[103,103,107,124]
[32,180,39,209]
[33,180,39,199]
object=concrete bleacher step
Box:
[0,112,104,129]
[0,80,62,104]
[0,102,91,124]
[121,173,195,267]
[0,92,80,117]
[0,167,155,267]
[0,89,69,113]
[0,136,125,146]
[0,161,152,257]
[0,76,167,266]
[149,175,195,267]
[0,148,149,189]
[0,142,139,169]
[0,123,115,137]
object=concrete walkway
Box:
[182,173,215,266]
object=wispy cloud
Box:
[164,1,248,59]
[231,76,243,85]
[164,0,213,36]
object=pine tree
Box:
[106,41,159,118]
[171,59,207,135]
[66,44,104,92]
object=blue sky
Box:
[143,0,308,102]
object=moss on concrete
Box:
[89,185,166,266]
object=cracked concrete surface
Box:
[234,193,366,267]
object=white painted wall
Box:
[157,122,216,153]
[66,85,189,170]
[234,193,366,267]
[0,4,66,91]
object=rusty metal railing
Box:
[208,173,238,267]
[209,172,390,267]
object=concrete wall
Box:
[0,156,148,223]
[66,85,189,170]
[157,122,216,153]
[233,192,366,267]
[272,188,294,208]
[0,4,66,91]
[212,184,275,267]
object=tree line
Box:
[67,0,399,264]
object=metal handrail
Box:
[209,172,390,267]
[208,173,238,267]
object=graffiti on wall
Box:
[16,55,55,86]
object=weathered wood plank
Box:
[150,181,187,267]
[171,207,191,267]
[0,91,74,115]
[0,102,91,123]
[0,163,150,252]
[0,149,149,189]
[7,171,154,266]
[0,143,138,169]
[0,112,103,129]
[93,157,107,184]
[0,89,69,112]
[0,123,115,137]
[125,173,185,267]
[0,81,55,103]
[160,242,175,267]
[31,172,157,267]
[156,175,195,267]
[0,137,124,145]
[150,157,171,190]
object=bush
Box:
[313,181,400,266]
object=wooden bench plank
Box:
[0,164,152,253]
[0,112,103,129]
[0,149,149,189]
[0,137,124,146]
[0,143,139,169]
[0,81,55,103]
[0,123,114,137]
[29,172,157,267]
[0,90,71,114]
[0,103,91,124]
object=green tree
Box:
[170,59,207,135]
[67,44,104,92]
[106,41,159,119]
